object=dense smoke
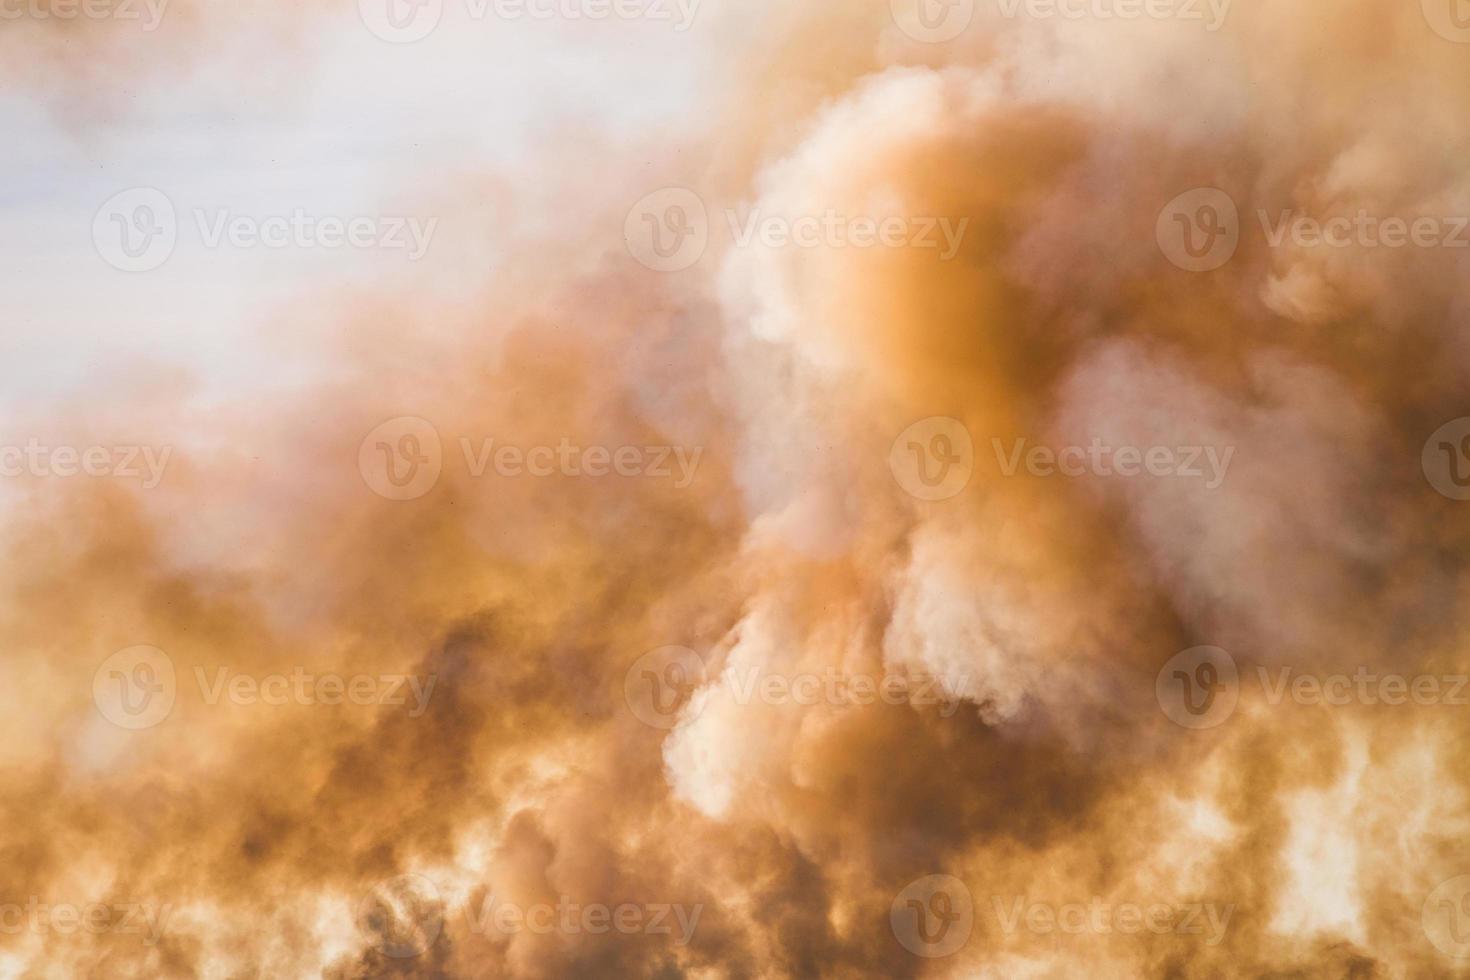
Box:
[6,0,1470,976]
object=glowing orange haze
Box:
[6,0,1470,976]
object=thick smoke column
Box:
[5,0,1470,976]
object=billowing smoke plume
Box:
[7,0,1470,976]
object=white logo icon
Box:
[625,188,709,272]
[359,417,443,501]
[891,874,974,958]
[890,0,975,42]
[1156,188,1239,272]
[1423,0,1470,42]
[889,417,974,502]
[359,0,444,43]
[93,645,177,730]
[93,188,177,273]
[1156,646,1239,730]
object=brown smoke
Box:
[7,0,1470,976]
